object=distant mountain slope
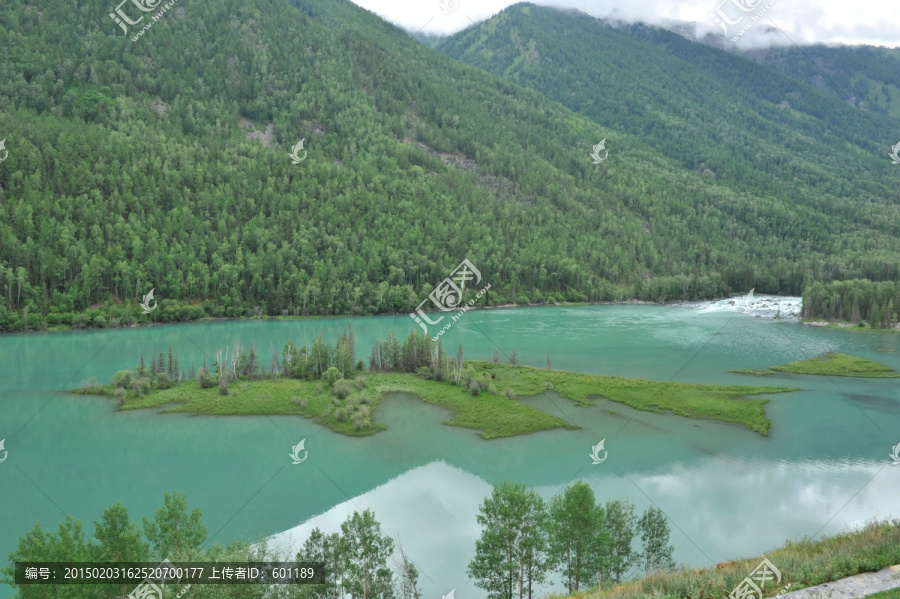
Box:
[0,0,898,330]
[741,44,900,119]
[438,4,900,273]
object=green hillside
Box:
[743,44,900,119]
[438,5,900,285]
[1,0,898,331]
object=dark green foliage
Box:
[245,344,259,378]
[111,370,132,389]
[803,280,900,327]
[637,507,676,574]
[468,481,550,599]
[142,491,207,561]
[604,499,640,583]
[2,1,897,332]
[322,367,342,388]
[3,494,403,599]
[332,378,354,399]
[746,45,900,118]
[296,510,395,599]
[439,4,900,298]
[198,366,217,388]
[547,481,609,592]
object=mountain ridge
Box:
[0,0,897,330]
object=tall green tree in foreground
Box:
[92,503,150,599]
[468,481,550,599]
[142,490,208,561]
[604,499,640,583]
[637,507,676,574]
[296,528,346,599]
[297,510,395,599]
[547,482,608,592]
[341,510,395,599]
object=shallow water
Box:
[2,303,899,599]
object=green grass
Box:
[71,363,800,438]
[728,369,777,376]
[575,519,900,599]
[769,353,900,378]
[868,588,900,598]
[730,353,900,378]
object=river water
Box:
[2,301,899,599]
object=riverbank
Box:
[0,294,799,334]
[70,362,800,438]
[803,321,900,334]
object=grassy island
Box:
[71,328,800,438]
[730,353,900,378]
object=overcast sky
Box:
[349,0,900,48]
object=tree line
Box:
[802,279,899,327]
[468,481,674,599]
[2,0,899,333]
[4,485,675,599]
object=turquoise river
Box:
[2,302,899,598]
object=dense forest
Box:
[802,280,899,326]
[1,0,898,332]
[742,44,900,119]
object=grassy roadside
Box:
[868,589,900,598]
[730,353,900,378]
[565,519,900,599]
[71,362,799,438]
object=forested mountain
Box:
[0,0,898,330]
[437,6,900,275]
[741,45,900,119]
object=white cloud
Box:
[350,0,900,48]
